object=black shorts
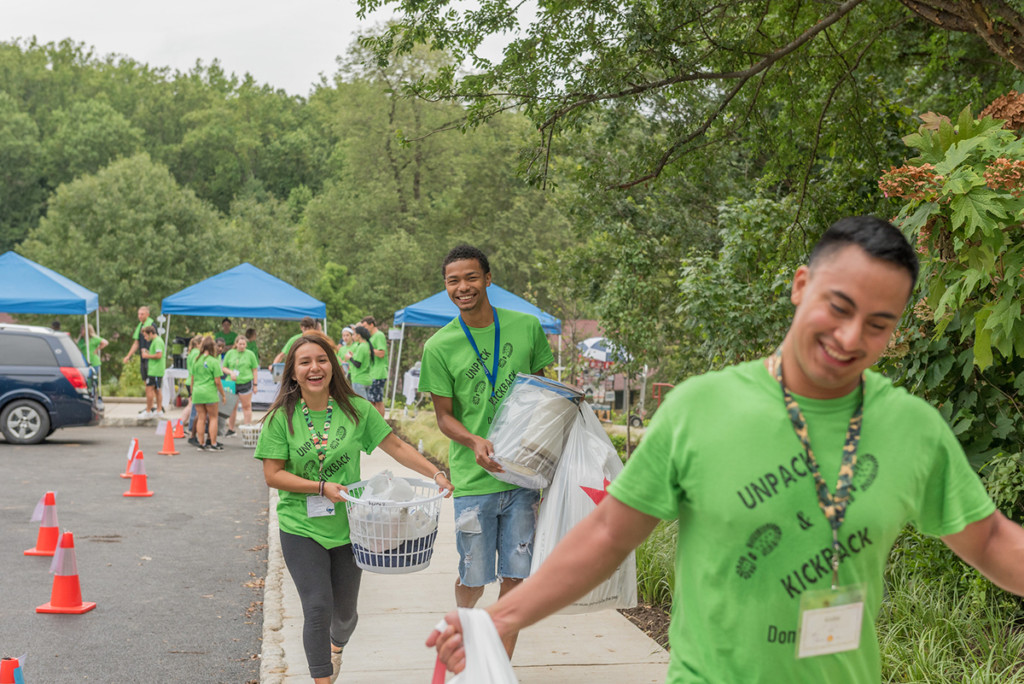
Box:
[139,357,148,380]
[146,376,163,389]
[367,378,386,403]
[235,380,253,395]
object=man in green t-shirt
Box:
[122,306,155,410]
[418,244,554,659]
[360,316,389,416]
[428,218,1024,683]
[270,317,317,369]
[140,325,166,418]
[215,318,238,348]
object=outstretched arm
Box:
[428,495,660,673]
[942,510,1024,595]
[430,393,503,473]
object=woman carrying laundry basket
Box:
[255,332,452,684]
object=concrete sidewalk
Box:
[98,399,670,683]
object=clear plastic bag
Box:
[530,402,638,613]
[487,374,584,490]
[432,608,518,684]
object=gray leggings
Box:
[279,530,362,679]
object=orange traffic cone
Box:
[121,438,139,479]
[158,420,179,455]
[123,450,154,497]
[173,419,185,439]
[0,655,25,684]
[24,491,59,556]
[36,531,96,614]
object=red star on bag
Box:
[580,478,611,506]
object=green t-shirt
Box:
[77,337,104,366]
[191,353,222,404]
[253,398,392,548]
[146,337,166,377]
[348,341,373,386]
[608,360,996,684]
[223,348,259,384]
[216,331,238,347]
[281,332,303,358]
[418,307,554,497]
[186,348,200,382]
[247,341,259,363]
[369,330,388,381]
[133,316,154,351]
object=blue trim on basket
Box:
[352,529,439,569]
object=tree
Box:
[18,153,226,371]
[0,92,45,251]
[43,99,144,186]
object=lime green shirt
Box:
[216,331,238,347]
[146,337,166,377]
[369,330,388,381]
[281,332,303,358]
[254,398,392,548]
[608,361,996,683]
[348,341,373,386]
[133,316,154,351]
[418,307,554,497]
[186,348,200,382]
[223,348,259,384]
[78,336,104,366]
[192,353,222,404]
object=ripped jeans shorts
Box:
[452,487,540,587]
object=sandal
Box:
[330,647,343,683]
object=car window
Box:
[52,334,87,368]
[0,333,58,366]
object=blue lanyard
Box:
[458,308,500,397]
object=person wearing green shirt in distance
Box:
[359,316,389,417]
[180,336,203,447]
[271,317,318,370]
[418,244,554,661]
[428,217,1024,684]
[343,326,374,401]
[122,306,155,417]
[254,332,452,684]
[224,335,260,436]
[76,323,108,371]
[245,327,259,363]
[140,326,166,418]
[192,335,226,452]
[215,318,237,348]
[335,326,354,378]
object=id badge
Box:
[795,583,865,658]
[306,495,337,518]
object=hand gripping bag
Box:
[530,402,638,613]
[431,608,518,684]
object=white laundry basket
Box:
[239,424,261,448]
[340,477,444,574]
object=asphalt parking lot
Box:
[0,424,267,683]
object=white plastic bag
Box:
[433,608,518,684]
[487,374,584,490]
[530,402,638,613]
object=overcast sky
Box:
[0,0,395,97]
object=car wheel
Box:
[628,414,644,428]
[1,399,51,445]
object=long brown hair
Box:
[263,332,359,434]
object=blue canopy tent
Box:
[0,251,103,380]
[388,284,562,412]
[160,263,326,322]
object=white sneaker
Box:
[138,409,152,419]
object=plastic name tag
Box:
[306,495,336,518]
[795,583,865,659]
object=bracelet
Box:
[318,480,325,497]
[432,471,445,483]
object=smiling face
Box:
[444,258,492,315]
[293,341,332,401]
[782,244,913,399]
[234,337,248,353]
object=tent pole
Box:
[83,315,91,389]
[323,316,328,336]
[557,334,562,383]
[94,310,101,390]
[388,322,406,418]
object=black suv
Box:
[0,324,104,444]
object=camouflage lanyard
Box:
[300,399,333,482]
[769,347,863,589]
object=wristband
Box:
[318,480,325,497]
[432,471,445,483]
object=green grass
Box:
[635,519,677,607]
[389,409,449,467]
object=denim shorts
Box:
[453,488,539,587]
[366,379,386,403]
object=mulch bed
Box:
[620,603,672,650]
